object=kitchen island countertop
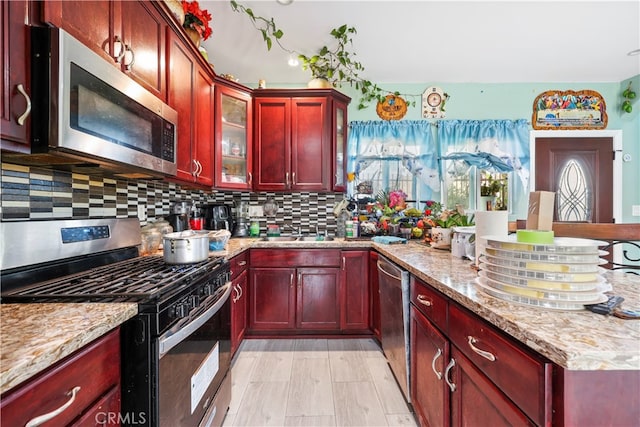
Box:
[0,303,137,394]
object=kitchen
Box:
[1,1,639,426]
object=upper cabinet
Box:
[214,78,253,190]
[1,0,31,153]
[42,0,166,100]
[253,89,350,192]
[167,30,214,187]
[332,99,348,192]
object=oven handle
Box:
[158,282,232,358]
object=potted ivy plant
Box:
[480,172,501,210]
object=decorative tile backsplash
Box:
[0,163,343,234]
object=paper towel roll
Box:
[475,210,509,266]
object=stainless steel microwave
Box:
[29,27,177,177]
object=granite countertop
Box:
[0,303,137,394]
[223,237,639,370]
[3,236,638,395]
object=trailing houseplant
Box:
[229,1,393,109]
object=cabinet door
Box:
[167,31,195,183]
[411,306,450,427]
[449,347,533,427]
[121,1,166,100]
[332,98,348,191]
[291,97,330,191]
[42,1,121,65]
[253,97,290,191]
[296,267,340,330]
[369,251,381,340]
[193,67,214,186]
[231,269,248,355]
[249,267,296,330]
[0,0,31,152]
[341,250,370,331]
[215,83,252,189]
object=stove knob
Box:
[173,303,189,319]
[189,294,200,309]
[201,283,214,296]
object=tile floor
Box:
[222,338,417,427]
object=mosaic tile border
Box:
[0,163,343,234]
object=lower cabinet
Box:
[409,276,552,427]
[0,328,121,426]
[248,249,370,335]
[369,251,381,340]
[231,251,248,356]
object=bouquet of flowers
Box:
[182,1,213,40]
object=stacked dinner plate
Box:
[476,234,610,310]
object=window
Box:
[443,164,509,212]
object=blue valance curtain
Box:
[347,120,440,200]
[436,119,530,213]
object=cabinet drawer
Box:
[251,249,341,267]
[1,329,121,427]
[448,303,551,426]
[230,251,248,280]
[410,276,448,332]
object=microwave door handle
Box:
[158,282,232,358]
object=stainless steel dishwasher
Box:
[377,255,411,403]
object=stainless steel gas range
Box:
[0,218,232,427]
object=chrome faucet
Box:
[283,223,302,236]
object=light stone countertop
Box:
[3,236,638,395]
[0,303,137,394]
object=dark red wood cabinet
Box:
[253,89,350,192]
[409,276,552,427]
[0,329,122,426]
[231,251,249,356]
[167,30,214,187]
[341,250,369,332]
[369,251,381,340]
[42,0,167,101]
[1,0,31,153]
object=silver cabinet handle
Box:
[113,35,125,63]
[124,44,135,70]
[232,284,239,303]
[238,260,247,267]
[431,348,443,380]
[26,386,81,427]
[237,282,243,299]
[16,84,31,125]
[248,172,252,185]
[285,172,289,186]
[290,273,294,288]
[292,171,296,185]
[417,294,432,307]
[444,358,456,392]
[468,336,496,362]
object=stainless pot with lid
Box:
[163,230,209,264]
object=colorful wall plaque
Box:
[532,89,607,130]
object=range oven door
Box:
[158,283,232,426]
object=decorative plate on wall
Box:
[376,94,408,120]
[532,89,607,130]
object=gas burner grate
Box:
[3,256,225,302]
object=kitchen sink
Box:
[296,235,335,242]
[260,236,298,241]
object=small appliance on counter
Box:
[233,201,251,237]
[202,203,235,233]
[167,200,191,232]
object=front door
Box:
[535,137,614,223]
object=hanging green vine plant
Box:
[621,81,636,114]
[229,1,413,110]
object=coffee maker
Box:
[202,204,235,233]
[167,200,191,232]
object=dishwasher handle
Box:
[377,260,404,282]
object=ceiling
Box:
[201,1,640,87]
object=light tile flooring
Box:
[222,338,417,427]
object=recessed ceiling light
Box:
[628,49,640,56]
[276,0,293,5]
[287,55,299,67]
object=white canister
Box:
[451,226,475,258]
[430,227,452,249]
[474,210,509,266]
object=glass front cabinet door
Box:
[332,99,348,192]
[214,81,252,189]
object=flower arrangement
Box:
[424,202,474,229]
[182,1,212,41]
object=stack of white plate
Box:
[476,235,610,310]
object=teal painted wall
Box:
[331,77,639,223]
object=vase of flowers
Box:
[182,1,212,47]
